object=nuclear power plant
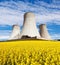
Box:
[40,24,51,40]
[20,12,41,39]
[9,12,52,40]
[9,25,20,40]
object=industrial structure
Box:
[40,24,51,40]
[9,25,20,40]
[9,12,52,40]
[20,12,41,39]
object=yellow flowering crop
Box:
[0,40,60,65]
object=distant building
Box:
[9,12,52,40]
[9,25,20,40]
[20,12,41,39]
[39,24,51,40]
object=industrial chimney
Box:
[9,25,20,40]
[20,12,41,39]
[40,24,51,40]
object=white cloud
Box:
[0,35,9,41]
[0,1,60,25]
[51,33,60,39]
[0,7,24,25]
[34,0,60,9]
[35,13,60,24]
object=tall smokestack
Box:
[40,24,51,40]
[9,25,20,40]
[20,12,41,39]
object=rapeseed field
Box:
[0,40,60,65]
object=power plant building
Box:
[40,24,51,40]
[9,25,20,40]
[20,12,41,39]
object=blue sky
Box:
[0,0,60,40]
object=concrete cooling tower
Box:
[9,25,20,40]
[20,12,41,39]
[40,24,51,40]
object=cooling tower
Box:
[20,12,41,39]
[9,25,20,40]
[40,24,51,40]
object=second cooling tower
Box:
[9,25,20,40]
[20,12,41,39]
[40,24,51,40]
